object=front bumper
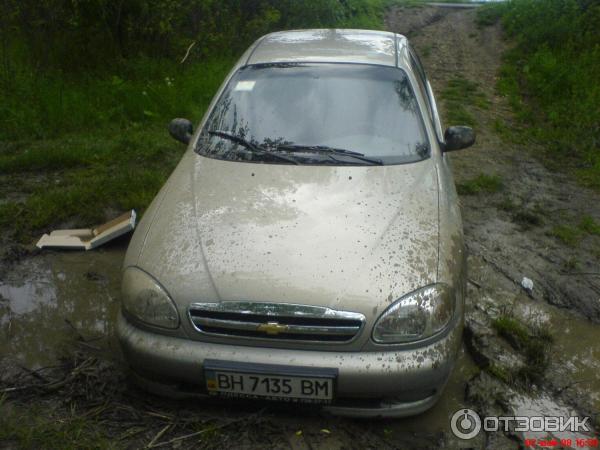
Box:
[117,312,462,418]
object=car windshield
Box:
[197,63,430,165]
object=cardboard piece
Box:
[36,210,136,250]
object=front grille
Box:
[188,302,365,343]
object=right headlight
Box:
[372,283,454,344]
[121,266,180,329]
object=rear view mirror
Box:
[168,118,194,144]
[443,126,475,152]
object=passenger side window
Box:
[409,50,433,122]
[409,46,444,142]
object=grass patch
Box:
[0,1,395,244]
[492,316,530,348]
[493,0,600,190]
[441,76,489,127]
[0,125,186,243]
[457,174,503,195]
[513,210,543,229]
[486,364,513,384]
[497,196,518,212]
[445,105,476,128]
[0,56,233,243]
[391,0,426,8]
[398,0,475,3]
[420,44,432,58]
[0,350,271,449]
[0,57,234,142]
[0,400,119,450]
[563,257,579,272]
[476,2,506,28]
[548,225,582,247]
[579,215,600,236]
[445,77,490,110]
[492,315,554,384]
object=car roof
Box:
[246,29,408,68]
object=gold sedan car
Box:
[118,29,474,418]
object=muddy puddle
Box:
[465,254,600,446]
[0,245,125,368]
[469,255,600,411]
[0,243,479,440]
[1,245,598,446]
[397,345,488,447]
[515,296,600,409]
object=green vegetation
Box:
[457,174,503,195]
[543,216,600,247]
[486,364,513,384]
[392,0,426,8]
[0,0,391,243]
[548,224,582,247]
[0,400,118,450]
[1,0,390,142]
[492,315,554,384]
[501,199,549,231]
[0,348,277,449]
[475,2,505,28]
[512,210,543,229]
[0,56,236,241]
[0,59,234,142]
[579,215,600,236]
[420,44,433,58]
[398,0,478,4]
[0,127,188,241]
[479,0,600,189]
[493,316,529,347]
[497,196,517,212]
[440,76,489,127]
[563,257,579,271]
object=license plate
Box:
[204,360,337,404]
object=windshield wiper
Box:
[207,130,300,165]
[275,144,384,166]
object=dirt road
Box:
[386,3,600,447]
[1,5,599,449]
[388,4,600,322]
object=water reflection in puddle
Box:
[467,254,600,441]
[0,247,124,368]
[0,246,482,438]
[515,295,600,412]
[400,344,480,435]
[1,246,598,442]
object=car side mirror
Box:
[443,126,475,152]
[168,118,194,144]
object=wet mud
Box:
[0,245,123,369]
[0,244,479,448]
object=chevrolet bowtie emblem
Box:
[256,322,288,335]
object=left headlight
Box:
[122,267,180,329]
[372,284,454,344]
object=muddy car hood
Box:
[127,151,439,319]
